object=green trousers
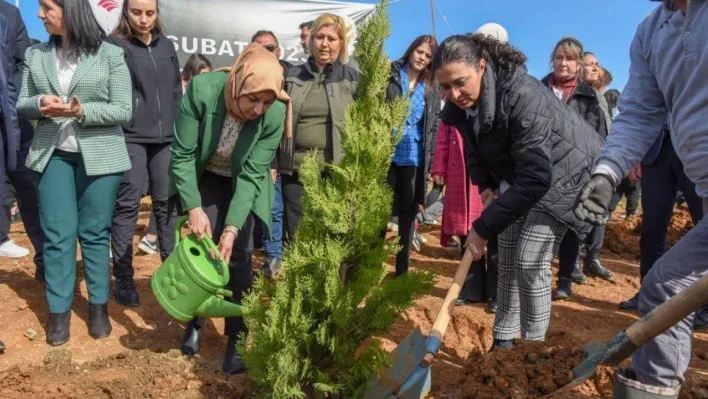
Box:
[37,151,122,313]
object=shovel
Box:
[363,247,478,399]
[546,272,708,397]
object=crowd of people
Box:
[0,0,705,398]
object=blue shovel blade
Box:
[363,328,428,399]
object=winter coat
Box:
[540,74,607,138]
[386,59,441,204]
[280,57,360,174]
[596,89,612,133]
[441,63,603,240]
[106,32,182,144]
[431,121,484,246]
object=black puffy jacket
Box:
[540,74,607,138]
[441,63,602,239]
[386,59,441,204]
[105,32,181,144]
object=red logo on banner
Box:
[98,0,119,12]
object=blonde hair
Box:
[309,13,350,64]
[550,37,584,68]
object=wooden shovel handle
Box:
[429,248,476,342]
[627,273,708,346]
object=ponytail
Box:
[432,34,527,76]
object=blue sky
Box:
[14,0,659,91]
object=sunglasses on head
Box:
[264,44,278,52]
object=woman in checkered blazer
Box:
[17,0,132,347]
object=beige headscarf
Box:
[221,43,292,149]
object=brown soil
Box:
[1,201,707,398]
[459,338,584,398]
[1,349,254,399]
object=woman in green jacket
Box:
[281,13,360,243]
[17,0,132,346]
[170,43,290,374]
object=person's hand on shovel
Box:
[464,188,497,260]
[464,228,487,261]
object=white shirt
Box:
[55,49,80,152]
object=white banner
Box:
[160,0,376,67]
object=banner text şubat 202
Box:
[166,36,308,64]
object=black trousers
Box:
[387,165,422,276]
[281,171,304,243]
[639,138,703,281]
[458,235,499,302]
[141,174,159,237]
[609,177,641,215]
[0,140,45,267]
[111,142,173,277]
[557,225,605,280]
[187,172,255,339]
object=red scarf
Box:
[548,74,578,103]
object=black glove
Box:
[574,174,615,226]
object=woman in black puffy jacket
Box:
[540,38,614,302]
[105,0,182,307]
[433,34,602,349]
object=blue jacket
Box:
[0,14,20,174]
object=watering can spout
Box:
[194,292,243,318]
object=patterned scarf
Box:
[548,73,578,103]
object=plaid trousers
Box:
[494,206,567,341]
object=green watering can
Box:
[151,216,243,322]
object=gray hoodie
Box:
[595,0,708,199]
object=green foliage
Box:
[239,2,436,397]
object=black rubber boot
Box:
[47,311,71,346]
[88,303,112,339]
[553,278,572,300]
[569,261,588,284]
[619,293,640,311]
[490,339,515,351]
[585,258,614,281]
[180,317,204,356]
[262,258,282,280]
[114,277,140,307]
[222,336,247,375]
[485,299,497,314]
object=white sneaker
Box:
[411,235,421,252]
[416,231,428,244]
[0,240,30,258]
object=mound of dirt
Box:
[604,205,694,259]
[0,348,255,399]
[458,341,585,399]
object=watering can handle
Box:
[174,215,229,275]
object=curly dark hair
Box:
[432,34,527,76]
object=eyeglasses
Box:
[263,45,278,53]
[583,62,601,68]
